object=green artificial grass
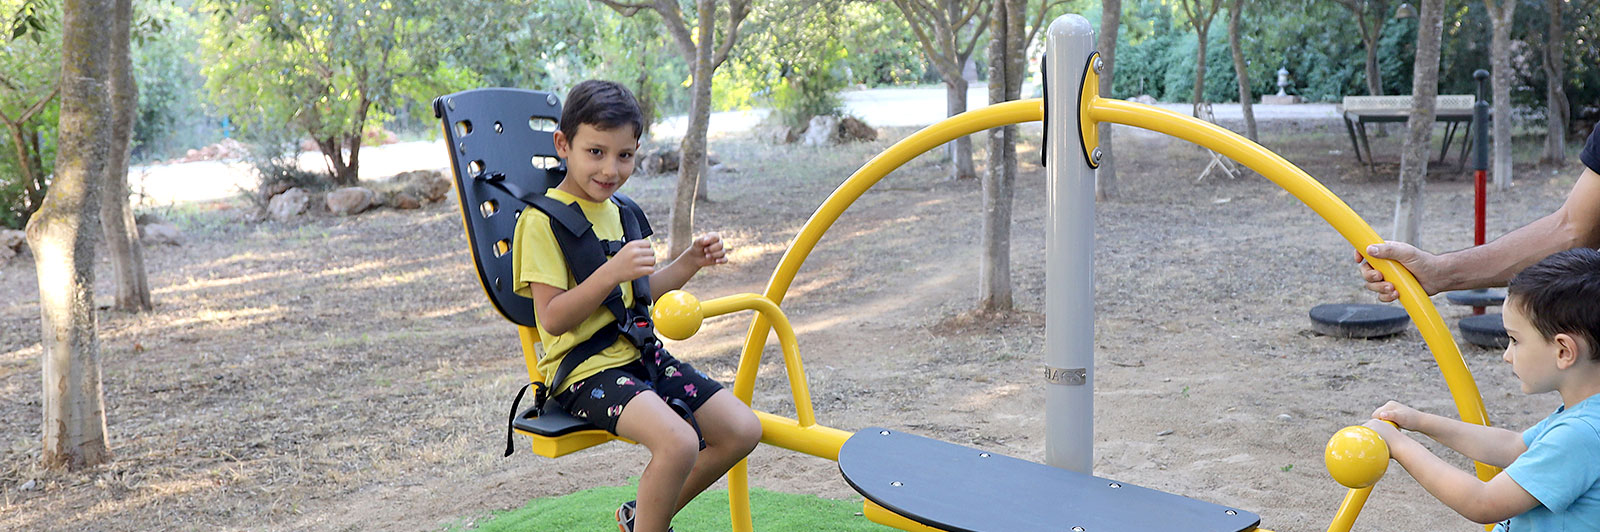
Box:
[457,482,894,531]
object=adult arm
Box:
[530,240,656,335]
[1373,401,1526,468]
[1364,420,1541,524]
[1359,167,1600,301]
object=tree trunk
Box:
[1361,21,1383,97]
[315,137,354,186]
[1540,0,1567,166]
[1486,0,1517,191]
[1393,0,1443,246]
[945,75,977,180]
[1095,0,1122,201]
[344,133,362,186]
[1192,25,1209,113]
[100,0,151,312]
[1227,0,1256,142]
[980,0,1023,313]
[668,0,717,258]
[26,0,119,471]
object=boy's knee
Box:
[729,409,763,452]
[650,422,701,463]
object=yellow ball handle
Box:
[653,290,704,341]
[1325,423,1393,489]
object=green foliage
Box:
[584,6,690,136]
[724,1,854,127]
[198,0,500,181]
[0,0,60,229]
[131,2,220,162]
[839,1,927,87]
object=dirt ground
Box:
[0,117,1588,532]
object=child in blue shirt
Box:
[1365,248,1600,530]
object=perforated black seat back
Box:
[433,88,567,328]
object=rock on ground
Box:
[140,223,184,246]
[268,187,310,222]
[326,187,377,216]
[803,115,841,147]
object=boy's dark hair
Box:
[1507,248,1600,360]
[559,80,644,142]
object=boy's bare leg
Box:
[616,392,701,532]
[673,390,763,512]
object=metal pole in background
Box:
[1044,14,1095,474]
[1471,69,1490,315]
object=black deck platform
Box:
[839,428,1261,532]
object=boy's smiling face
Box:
[1503,298,1564,395]
[553,123,639,203]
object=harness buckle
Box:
[618,312,656,347]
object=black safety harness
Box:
[486,172,702,457]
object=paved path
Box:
[132,85,1340,205]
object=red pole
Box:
[1474,169,1487,247]
[1472,168,1487,315]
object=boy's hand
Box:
[603,240,656,283]
[1371,401,1423,430]
[682,232,728,268]
[1361,418,1404,445]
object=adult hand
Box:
[1356,241,1447,302]
[683,232,728,268]
[604,240,656,283]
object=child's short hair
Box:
[559,80,644,142]
[1507,248,1600,359]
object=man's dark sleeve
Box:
[1583,122,1600,174]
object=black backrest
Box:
[433,88,566,328]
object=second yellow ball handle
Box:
[653,290,705,341]
[1324,421,1397,489]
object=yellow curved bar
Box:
[736,99,1045,406]
[1084,98,1497,484]
[698,293,821,428]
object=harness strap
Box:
[488,178,692,454]
[504,382,535,457]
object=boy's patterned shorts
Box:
[553,350,724,436]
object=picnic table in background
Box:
[1340,94,1483,173]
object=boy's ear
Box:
[552,129,570,158]
[1554,333,1585,369]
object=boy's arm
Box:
[1374,401,1527,468]
[531,240,656,336]
[649,233,727,299]
[1364,420,1541,524]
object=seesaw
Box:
[432,13,1498,532]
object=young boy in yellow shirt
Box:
[1364,248,1600,530]
[512,80,761,532]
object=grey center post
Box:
[1044,14,1095,474]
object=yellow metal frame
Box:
[474,48,1497,532]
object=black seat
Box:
[434,88,609,442]
[432,88,565,328]
[839,428,1261,532]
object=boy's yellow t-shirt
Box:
[512,188,640,394]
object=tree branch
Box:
[712,0,752,69]
[894,0,962,77]
[1025,0,1070,51]
[957,0,991,62]
[592,0,652,16]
